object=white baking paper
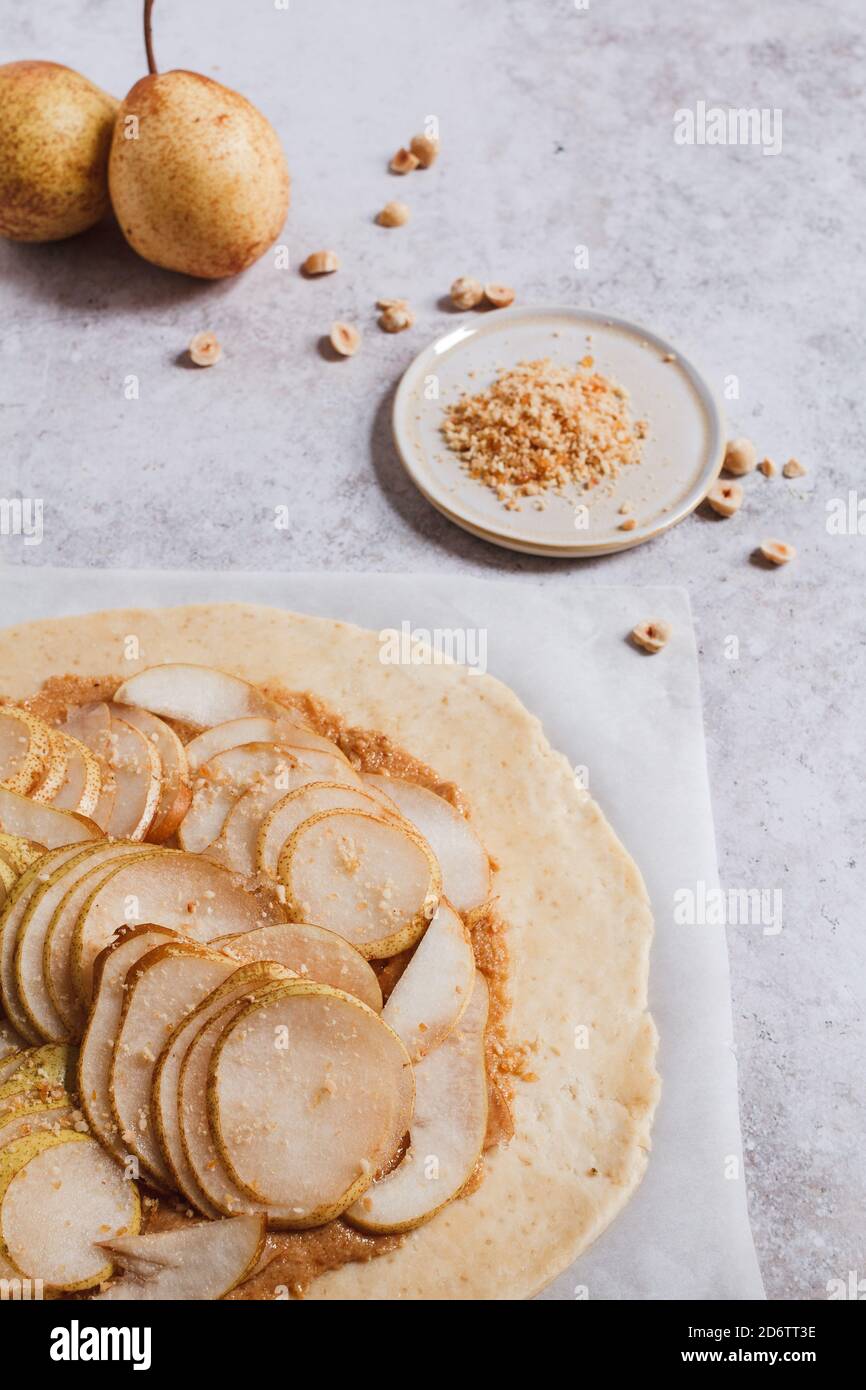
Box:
[0,566,765,1300]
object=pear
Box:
[109,2,290,279]
[0,61,118,242]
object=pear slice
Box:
[0,1018,27,1063]
[47,733,102,819]
[78,924,179,1160]
[102,712,161,840]
[178,986,314,1224]
[209,981,414,1221]
[0,1053,26,1085]
[43,843,156,1036]
[153,960,290,1215]
[185,716,340,771]
[364,775,491,912]
[212,755,364,876]
[219,921,382,1012]
[0,832,47,876]
[110,704,192,844]
[347,973,489,1233]
[182,742,359,858]
[29,726,70,804]
[0,854,16,902]
[256,781,393,878]
[114,663,291,732]
[381,900,475,1060]
[95,1214,265,1301]
[1,844,86,1042]
[0,1096,75,1150]
[0,1042,75,1105]
[110,942,237,1185]
[0,707,51,795]
[0,785,100,848]
[279,809,442,959]
[71,851,284,1007]
[61,702,117,831]
[0,1130,139,1291]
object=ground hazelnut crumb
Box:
[783,457,807,478]
[302,250,340,275]
[619,517,637,531]
[379,304,415,333]
[484,283,516,309]
[619,500,633,514]
[760,538,796,565]
[410,133,439,167]
[723,437,757,476]
[330,322,361,357]
[631,619,671,654]
[450,276,484,310]
[758,457,776,477]
[390,147,420,175]
[377,201,410,227]
[707,480,744,517]
[188,332,222,367]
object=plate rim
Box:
[391,304,726,557]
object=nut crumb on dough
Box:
[759,538,796,565]
[619,517,637,531]
[631,619,671,654]
[188,332,222,367]
[783,457,807,478]
[707,480,743,517]
[330,322,361,356]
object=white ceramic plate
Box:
[391,306,725,557]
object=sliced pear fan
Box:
[279,809,441,959]
[71,850,284,1007]
[0,844,87,1043]
[111,704,191,843]
[0,786,100,848]
[153,960,290,1215]
[78,925,179,1159]
[114,663,295,732]
[207,982,414,1223]
[364,775,491,912]
[211,755,364,876]
[0,1130,139,1291]
[0,707,51,795]
[220,921,382,1012]
[381,900,475,1059]
[110,942,237,1184]
[185,716,342,770]
[347,973,489,1233]
[95,1215,265,1301]
[256,781,392,878]
[42,844,156,1037]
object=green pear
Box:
[0,61,118,242]
[109,3,290,279]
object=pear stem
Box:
[144,0,158,75]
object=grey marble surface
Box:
[1,0,864,1300]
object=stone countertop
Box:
[1,0,864,1300]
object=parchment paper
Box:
[0,566,765,1300]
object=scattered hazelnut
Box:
[302,250,340,275]
[706,480,743,517]
[758,457,776,477]
[783,457,807,478]
[723,437,757,476]
[389,147,420,175]
[631,619,671,654]
[759,539,796,566]
[379,304,415,333]
[377,201,410,228]
[409,133,439,167]
[188,332,222,367]
[450,276,484,310]
[484,283,516,309]
[619,517,637,531]
[329,322,361,357]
